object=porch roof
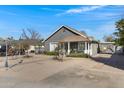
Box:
[59,35,90,42]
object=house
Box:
[28,45,36,52]
[44,25,98,56]
[28,45,45,53]
[99,42,116,54]
[99,42,124,54]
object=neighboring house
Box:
[28,45,35,52]
[99,42,115,54]
[44,25,97,56]
[28,45,45,53]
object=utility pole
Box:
[4,40,8,67]
[19,43,21,58]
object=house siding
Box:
[91,43,98,56]
[44,27,78,51]
[99,43,115,53]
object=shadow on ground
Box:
[90,54,124,70]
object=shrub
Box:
[44,51,57,56]
[30,50,35,53]
[23,55,33,58]
[67,53,88,58]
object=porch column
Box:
[88,43,90,55]
[67,42,70,55]
[90,44,92,56]
[84,42,87,54]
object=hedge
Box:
[44,51,57,56]
[67,53,88,58]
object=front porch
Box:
[59,41,91,55]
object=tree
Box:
[7,36,14,41]
[103,35,114,42]
[80,31,87,36]
[114,19,124,46]
[21,28,41,40]
[20,28,43,50]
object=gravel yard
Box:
[0,54,124,88]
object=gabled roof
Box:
[59,35,90,42]
[44,25,90,42]
[63,25,87,38]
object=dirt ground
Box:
[0,54,124,88]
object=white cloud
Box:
[56,5,106,16]
[67,6,105,13]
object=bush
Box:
[23,55,33,58]
[67,53,88,58]
[44,51,57,56]
[30,50,35,53]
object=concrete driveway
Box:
[0,54,124,88]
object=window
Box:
[78,42,85,51]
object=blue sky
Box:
[0,5,123,41]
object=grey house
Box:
[44,25,97,56]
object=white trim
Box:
[90,44,93,56]
[67,42,70,55]
[88,43,90,55]
[49,42,58,51]
[44,26,63,42]
[84,42,87,54]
